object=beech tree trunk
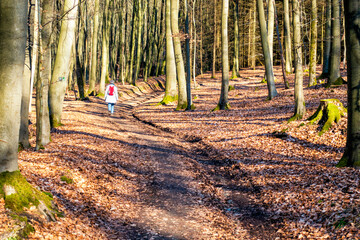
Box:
[215,0,230,110]
[49,0,78,127]
[0,0,28,172]
[321,0,332,78]
[88,0,99,95]
[267,0,274,65]
[211,0,217,78]
[290,0,305,120]
[339,0,360,168]
[160,0,177,105]
[36,0,53,150]
[171,0,187,110]
[257,0,277,100]
[328,0,341,86]
[99,0,110,93]
[284,0,292,73]
[308,0,317,86]
[231,1,240,79]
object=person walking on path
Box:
[105,80,119,115]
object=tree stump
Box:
[308,99,347,135]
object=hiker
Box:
[105,80,119,115]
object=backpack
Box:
[108,85,115,96]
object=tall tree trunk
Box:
[199,0,203,75]
[36,0,53,150]
[99,0,110,93]
[251,0,257,69]
[267,0,274,65]
[257,0,277,100]
[160,0,177,105]
[128,0,137,84]
[75,3,86,100]
[328,0,341,86]
[215,0,230,110]
[0,0,28,172]
[339,0,360,168]
[308,0,318,86]
[290,0,305,121]
[171,0,187,110]
[185,0,193,110]
[49,0,79,127]
[231,1,240,79]
[134,0,143,83]
[284,0,292,73]
[88,0,99,95]
[211,0,217,78]
[321,0,331,78]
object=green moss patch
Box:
[60,175,73,184]
[307,99,346,136]
[158,95,178,106]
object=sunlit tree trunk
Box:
[171,0,187,110]
[251,0,257,69]
[231,0,240,79]
[339,0,360,168]
[211,0,217,78]
[267,0,274,64]
[49,0,78,127]
[199,0,204,75]
[128,0,137,84]
[290,0,305,121]
[88,0,99,95]
[308,0,317,86]
[160,0,177,104]
[214,0,230,110]
[36,0,53,150]
[0,0,28,172]
[257,0,277,99]
[185,0,193,110]
[99,0,110,93]
[284,0,292,73]
[328,0,341,86]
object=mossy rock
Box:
[308,99,347,136]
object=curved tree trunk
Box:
[308,0,317,86]
[0,0,28,172]
[49,0,78,128]
[160,0,178,105]
[171,0,187,110]
[290,0,305,120]
[338,0,360,168]
[257,0,277,100]
[88,0,99,96]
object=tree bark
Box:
[49,0,78,128]
[171,0,187,110]
[321,0,331,78]
[0,0,28,172]
[211,0,217,78]
[88,0,99,95]
[215,0,230,110]
[257,0,277,100]
[267,0,274,65]
[160,0,178,105]
[284,0,292,73]
[99,0,110,93]
[290,0,305,121]
[338,0,360,168]
[185,0,193,110]
[328,0,341,86]
[231,1,240,79]
[308,0,318,86]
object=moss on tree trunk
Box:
[308,99,346,135]
[0,171,59,237]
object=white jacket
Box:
[105,84,119,104]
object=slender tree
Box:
[328,0,342,86]
[214,0,230,110]
[99,0,111,92]
[211,0,217,78]
[36,0,54,150]
[257,0,278,99]
[88,0,99,95]
[49,0,79,127]
[321,0,331,79]
[284,0,292,73]
[231,0,240,79]
[338,0,360,168]
[171,0,187,110]
[289,0,305,121]
[267,0,275,64]
[308,0,318,86]
[185,0,193,110]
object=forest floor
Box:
[1,66,359,239]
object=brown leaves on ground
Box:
[135,66,359,239]
[1,67,358,239]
